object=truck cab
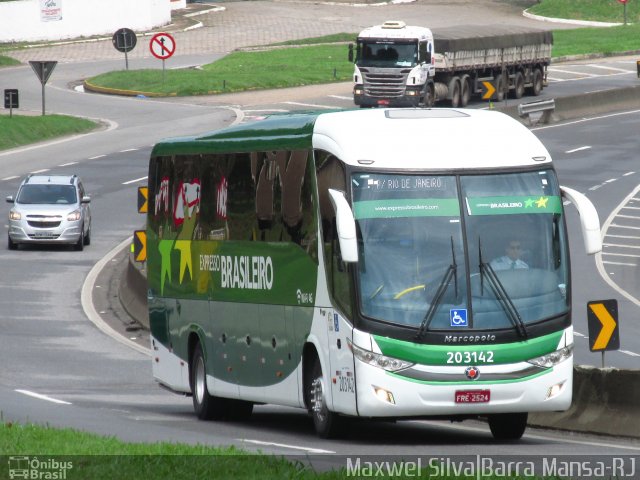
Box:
[350,21,435,108]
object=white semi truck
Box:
[349,21,553,108]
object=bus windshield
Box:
[352,170,569,332]
[357,40,418,68]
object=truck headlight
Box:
[527,344,573,368]
[349,340,414,372]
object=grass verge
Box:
[529,0,640,24]
[0,114,97,151]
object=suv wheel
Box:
[8,235,17,250]
[84,224,91,246]
[75,227,84,251]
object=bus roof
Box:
[152,109,551,170]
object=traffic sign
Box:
[133,230,147,262]
[587,299,619,352]
[137,186,148,214]
[29,60,57,85]
[112,28,137,53]
[149,32,176,60]
[480,80,496,100]
[4,89,18,109]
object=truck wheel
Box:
[495,74,505,102]
[307,357,345,438]
[488,412,528,440]
[530,69,543,96]
[449,78,461,108]
[513,72,525,99]
[460,77,471,107]
[191,342,226,420]
[423,83,435,108]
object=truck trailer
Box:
[349,21,553,108]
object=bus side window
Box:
[316,151,352,316]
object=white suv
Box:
[6,174,92,251]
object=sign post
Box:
[149,32,176,84]
[29,61,57,116]
[4,89,19,117]
[587,299,620,368]
[112,28,137,70]
[618,0,628,25]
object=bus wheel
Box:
[191,343,225,420]
[488,412,528,440]
[307,358,344,438]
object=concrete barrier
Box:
[530,365,640,438]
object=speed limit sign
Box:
[149,32,176,60]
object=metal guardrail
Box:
[517,98,555,125]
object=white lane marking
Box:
[601,252,640,258]
[16,389,72,405]
[120,148,138,153]
[620,350,640,357]
[574,331,586,337]
[622,206,640,210]
[604,243,640,249]
[565,146,591,153]
[607,234,640,239]
[239,439,335,454]
[547,68,599,77]
[546,76,566,82]
[123,176,148,185]
[610,223,640,230]
[58,162,77,167]
[588,185,601,191]
[243,109,289,113]
[328,95,353,100]
[533,108,640,132]
[89,155,106,160]
[31,169,49,174]
[596,184,640,308]
[586,64,636,73]
[617,214,640,220]
[283,101,337,109]
[2,176,19,181]
[604,178,617,183]
[602,260,637,266]
[623,171,636,176]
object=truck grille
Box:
[360,68,411,98]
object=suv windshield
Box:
[352,170,569,332]
[17,184,77,205]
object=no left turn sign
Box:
[149,32,176,60]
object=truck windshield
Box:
[357,40,418,68]
[352,170,569,332]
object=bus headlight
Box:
[527,344,573,368]
[349,340,414,372]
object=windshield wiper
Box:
[478,240,528,339]
[415,237,458,340]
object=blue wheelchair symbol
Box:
[450,309,468,327]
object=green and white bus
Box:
[146,108,601,439]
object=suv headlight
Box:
[9,211,21,220]
[527,344,573,368]
[67,209,81,221]
[349,340,414,372]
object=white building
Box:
[0,0,186,43]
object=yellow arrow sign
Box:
[133,230,147,262]
[138,186,148,214]
[588,302,617,350]
[481,81,496,100]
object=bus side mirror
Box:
[348,43,354,63]
[560,186,602,255]
[328,189,359,263]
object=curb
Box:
[523,9,625,27]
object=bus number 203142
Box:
[446,351,494,364]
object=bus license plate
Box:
[455,390,490,403]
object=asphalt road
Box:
[1,0,639,466]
